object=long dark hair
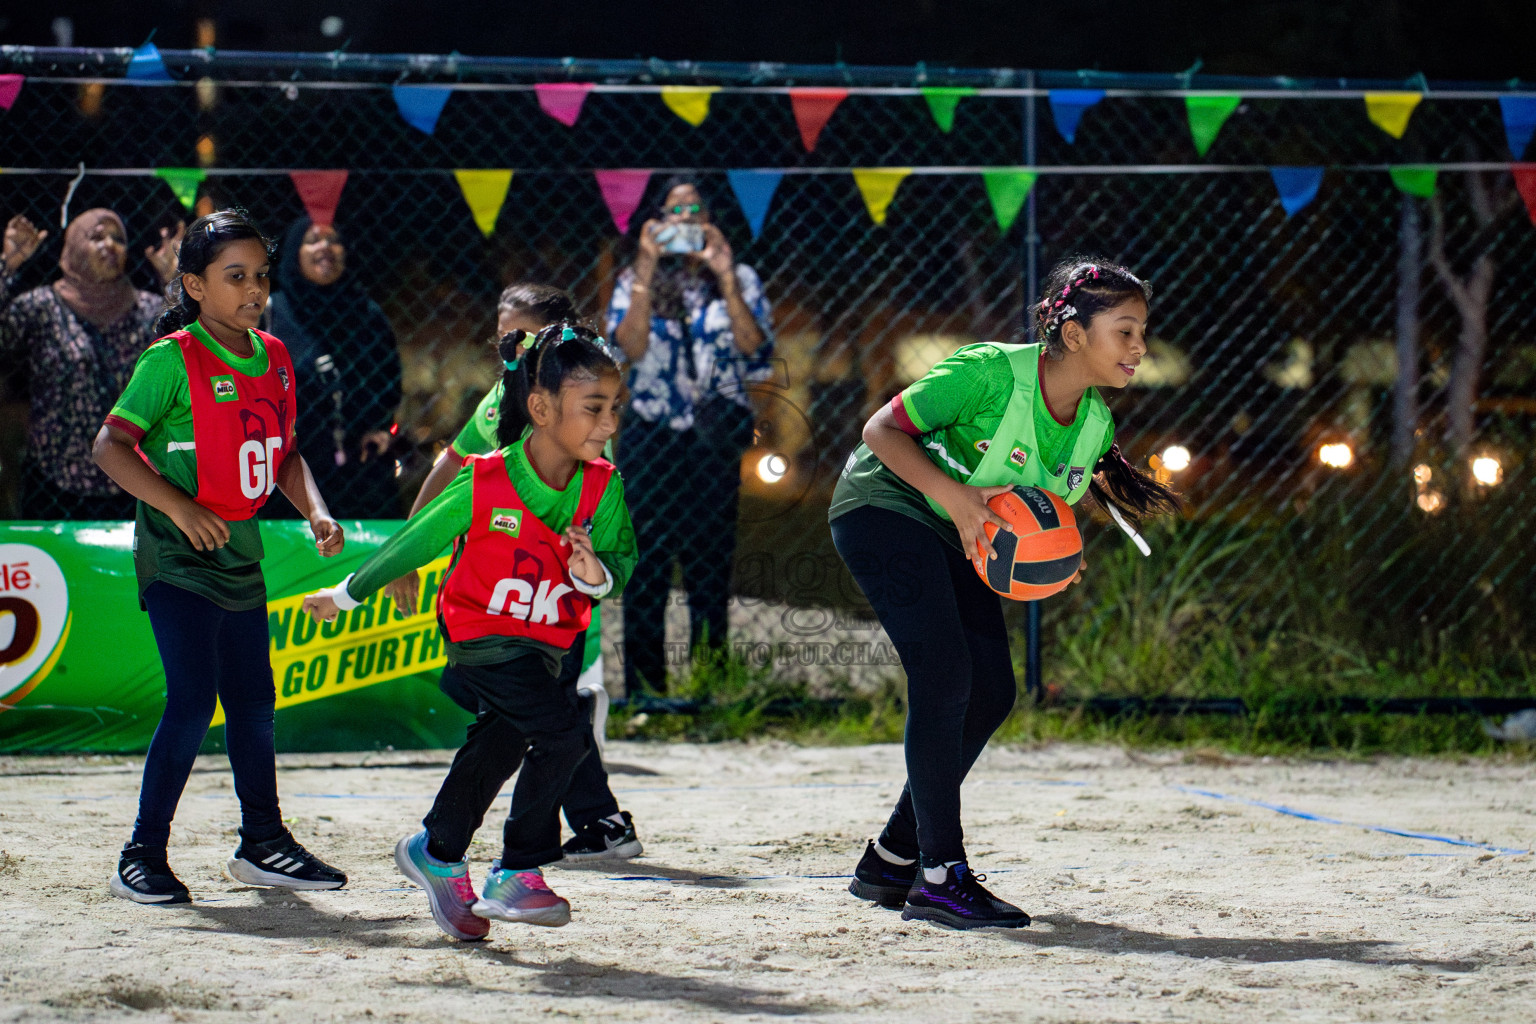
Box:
[156,208,274,335]
[1033,256,1179,519]
[495,321,622,448]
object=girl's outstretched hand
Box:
[934,482,1015,569]
[302,592,341,623]
[563,525,605,586]
[310,515,344,557]
[169,498,231,552]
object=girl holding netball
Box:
[93,209,348,904]
[828,258,1178,930]
[386,284,643,864]
[303,323,636,940]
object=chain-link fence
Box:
[2,49,1533,699]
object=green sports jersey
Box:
[344,436,637,666]
[106,322,274,611]
[451,381,504,457]
[828,343,1114,550]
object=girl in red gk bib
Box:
[303,323,636,940]
[93,209,348,904]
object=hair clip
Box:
[560,326,577,341]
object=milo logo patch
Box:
[1008,447,1029,469]
[974,439,991,454]
[211,375,238,402]
[490,508,523,537]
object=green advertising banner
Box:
[0,521,473,753]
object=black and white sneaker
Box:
[227,830,347,890]
[561,811,643,862]
[110,842,191,905]
[848,840,918,908]
[901,862,1031,930]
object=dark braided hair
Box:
[495,321,622,448]
[1032,256,1179,520]
[155,208,274,336]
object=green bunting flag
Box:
[1389,166,1437,198]
[982,171,1037,233]
[154,167,206,211]
[852,168,912,226]
[454,169,514,237]
[1365,92,1422,139]
[660,86,719,127]
[920,87,975,133]
[1185,95,1242,157]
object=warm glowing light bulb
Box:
[1471,456,1502,486]
[1160,445,1191,472]
[756,453,788,484]
[1417,490,1444,513]
[1318,442,1353,469]
[1412,464,1431,486]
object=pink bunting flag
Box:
[0,75,22,111]
[289,170,349,228]
[1514,167,1536,227]
[594,170,651,234]
[535,83,594,127]
[789,88,848,152]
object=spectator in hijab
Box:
[265,218,404,519]
[0,209,182,519]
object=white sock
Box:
[923,860,962,884]
[872,840,916,866]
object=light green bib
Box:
[923,343,1111,517]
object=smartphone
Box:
[653,223,705,255]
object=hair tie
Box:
[561,326,576,341]
[503,356,521,372]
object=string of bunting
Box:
[4,162,1534,236]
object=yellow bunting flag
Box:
[852,168,912,226]
[1364,92,1423,139]
[453,169,514,238]
[660,86,720,127]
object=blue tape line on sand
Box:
[1173,785,1530,856]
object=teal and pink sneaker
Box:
[471,863,571,927]
[394,832,490,941]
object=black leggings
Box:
[830,505,1017,863]
[133,582,284,849]
[423,648,592,870]
[437,635,620,831]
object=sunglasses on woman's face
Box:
[668,203,703,215]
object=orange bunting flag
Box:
[789,88,848,152]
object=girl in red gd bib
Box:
[303,323,637,939]
[92,209,348,905]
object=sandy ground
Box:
[2,742,1534,1023]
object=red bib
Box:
[174,327,296,521]
[437,451,614,649]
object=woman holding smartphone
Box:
[606,177,774,697]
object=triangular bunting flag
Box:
[1185,95,1242,157]
[1048,89,1105,143]
[981,171,1037,233]
[660,86,719,127]
[1512,168,1536,227]
[454,169,514,238]
[1388,165,1437,198]
[535,83,594,127]
[594,170,651,234]
[1269,167,1324,216]
[154,167,207,211]
[1364,92,1422,139]
[852,168,912,226]
[727,170,784,239]
[289,170,349,227]
[789,88,848,152]
[126,43,170,82]
[920,87,975,133]
[1499,97,1536,159]
[0,75,23,111]
[392,85,453,135]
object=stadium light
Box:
[1318,442,1353,469]
[756,453,788,484]
[1472,456,1502,486]
[1160,445,1192,472]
